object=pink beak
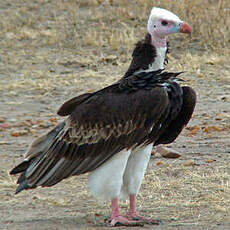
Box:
[180,22,192,34]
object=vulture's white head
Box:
[147,7,192,47]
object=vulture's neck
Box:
[124,33,168,78]
[148,46,167,71]
[149,34,168,71]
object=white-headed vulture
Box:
[10,7,196,227]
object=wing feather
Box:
[11,86,169,191]
[155,86,196,145]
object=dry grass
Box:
[2,160,229,228]
[0,0,229,93]
[142,164,230,225]
[0,0,230,229]
[1,0,229,49]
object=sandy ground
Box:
[0,1,230,229]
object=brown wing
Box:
[154,86,196,145]
[57,93,92,116]
[10,86,169,193]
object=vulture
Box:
[10,7,196,227]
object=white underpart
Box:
[150,47,167,71]
[88,144,153,201]
[88,149,131,201]
[135,46,167,74]
[120,144,153,199]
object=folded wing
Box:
[10,85,169,194]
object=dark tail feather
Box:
[15,181,30,194]
[10,122,65,194]
[10,160,30,175]
[17,171,26,184]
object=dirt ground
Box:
[0,1,230,229]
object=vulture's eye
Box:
[161,21,168,26]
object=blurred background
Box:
[0,1,229,229]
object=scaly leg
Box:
[126,194,161,225]
[108,197,144,227]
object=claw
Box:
[106,215,144,227]
[108,197,145,227]
[128,194,161,225]
[126,213,161,225]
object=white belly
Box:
[88,149,131,201]
[88,144,153,201]
[120,143,153,199]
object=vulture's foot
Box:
[126,212,161,225]
[127,194,161,225]
[106,215,144,227]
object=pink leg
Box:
[126,194,161,225]
[108,197,144,227]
